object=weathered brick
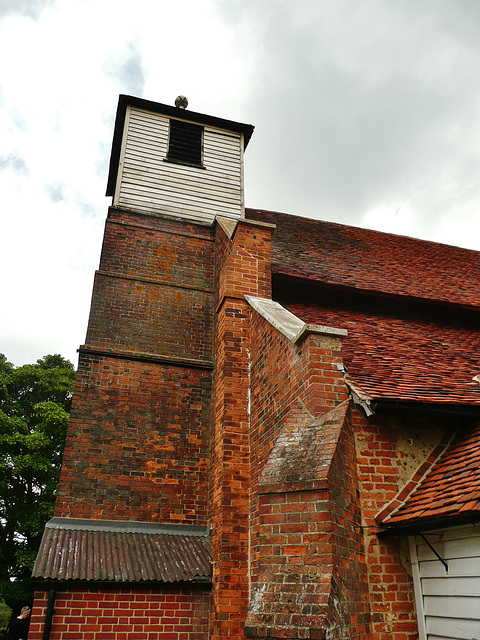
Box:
[29,587,210,640]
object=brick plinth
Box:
[28,586,210,640]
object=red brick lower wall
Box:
[29,586,210,640]
[56,353,211,523]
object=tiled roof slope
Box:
[379,423,480,528]
[247,209,480,309]
[32,519,212,583]
[283,300,480,405]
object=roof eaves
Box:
[377,512,480,538]
[368,398,480,416]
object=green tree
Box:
[0,354,75,610]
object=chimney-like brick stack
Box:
[211,218,274,639]
[245,309,371,639]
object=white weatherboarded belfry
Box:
[106,95,254,224]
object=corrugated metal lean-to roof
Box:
[32,518,212,583]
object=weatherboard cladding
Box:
[106,94,254,199]
[410,525,480,638]
[115,106,244,222]
[32,522,211,583]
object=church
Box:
[29,94,480,640]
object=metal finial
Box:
[175,96,188,109]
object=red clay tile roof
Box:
[283,300,480,406]
[251,210,480,405]
[32,518,211,583]
[245,209,480,526]
[378,423,480,528]
[247,209,480,310]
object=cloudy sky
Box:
[2,0,480,367]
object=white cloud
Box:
[2,0,480,365]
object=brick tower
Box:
[30,95,254,640]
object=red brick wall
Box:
[210,219,274,640]
[55,208,215,524]
[86,209,214,361]
[274,280,436,638]
[245,304,423,638]
[56,353,211,522]
[326,405,371,639]
[246,309,370,639]
[29,586,210,640]
[86,274,213,360]
[215,219,273,304]
[248,311,349,494]
[100,208,213,289]
[248,312,349,544]
[353,409,424,640]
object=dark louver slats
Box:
[167,120,203,166]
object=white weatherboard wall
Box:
[410,525,480,640]
[113,106,245,223]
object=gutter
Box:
[377,513,480,539]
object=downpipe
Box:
[42,588,56,640]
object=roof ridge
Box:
[246,207,480,254]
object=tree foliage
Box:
[0,354,75,610]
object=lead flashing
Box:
[245,296,347,343]
[46,517,211,537]
[216,215,277,240]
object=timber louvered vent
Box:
[166,119,203,167]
